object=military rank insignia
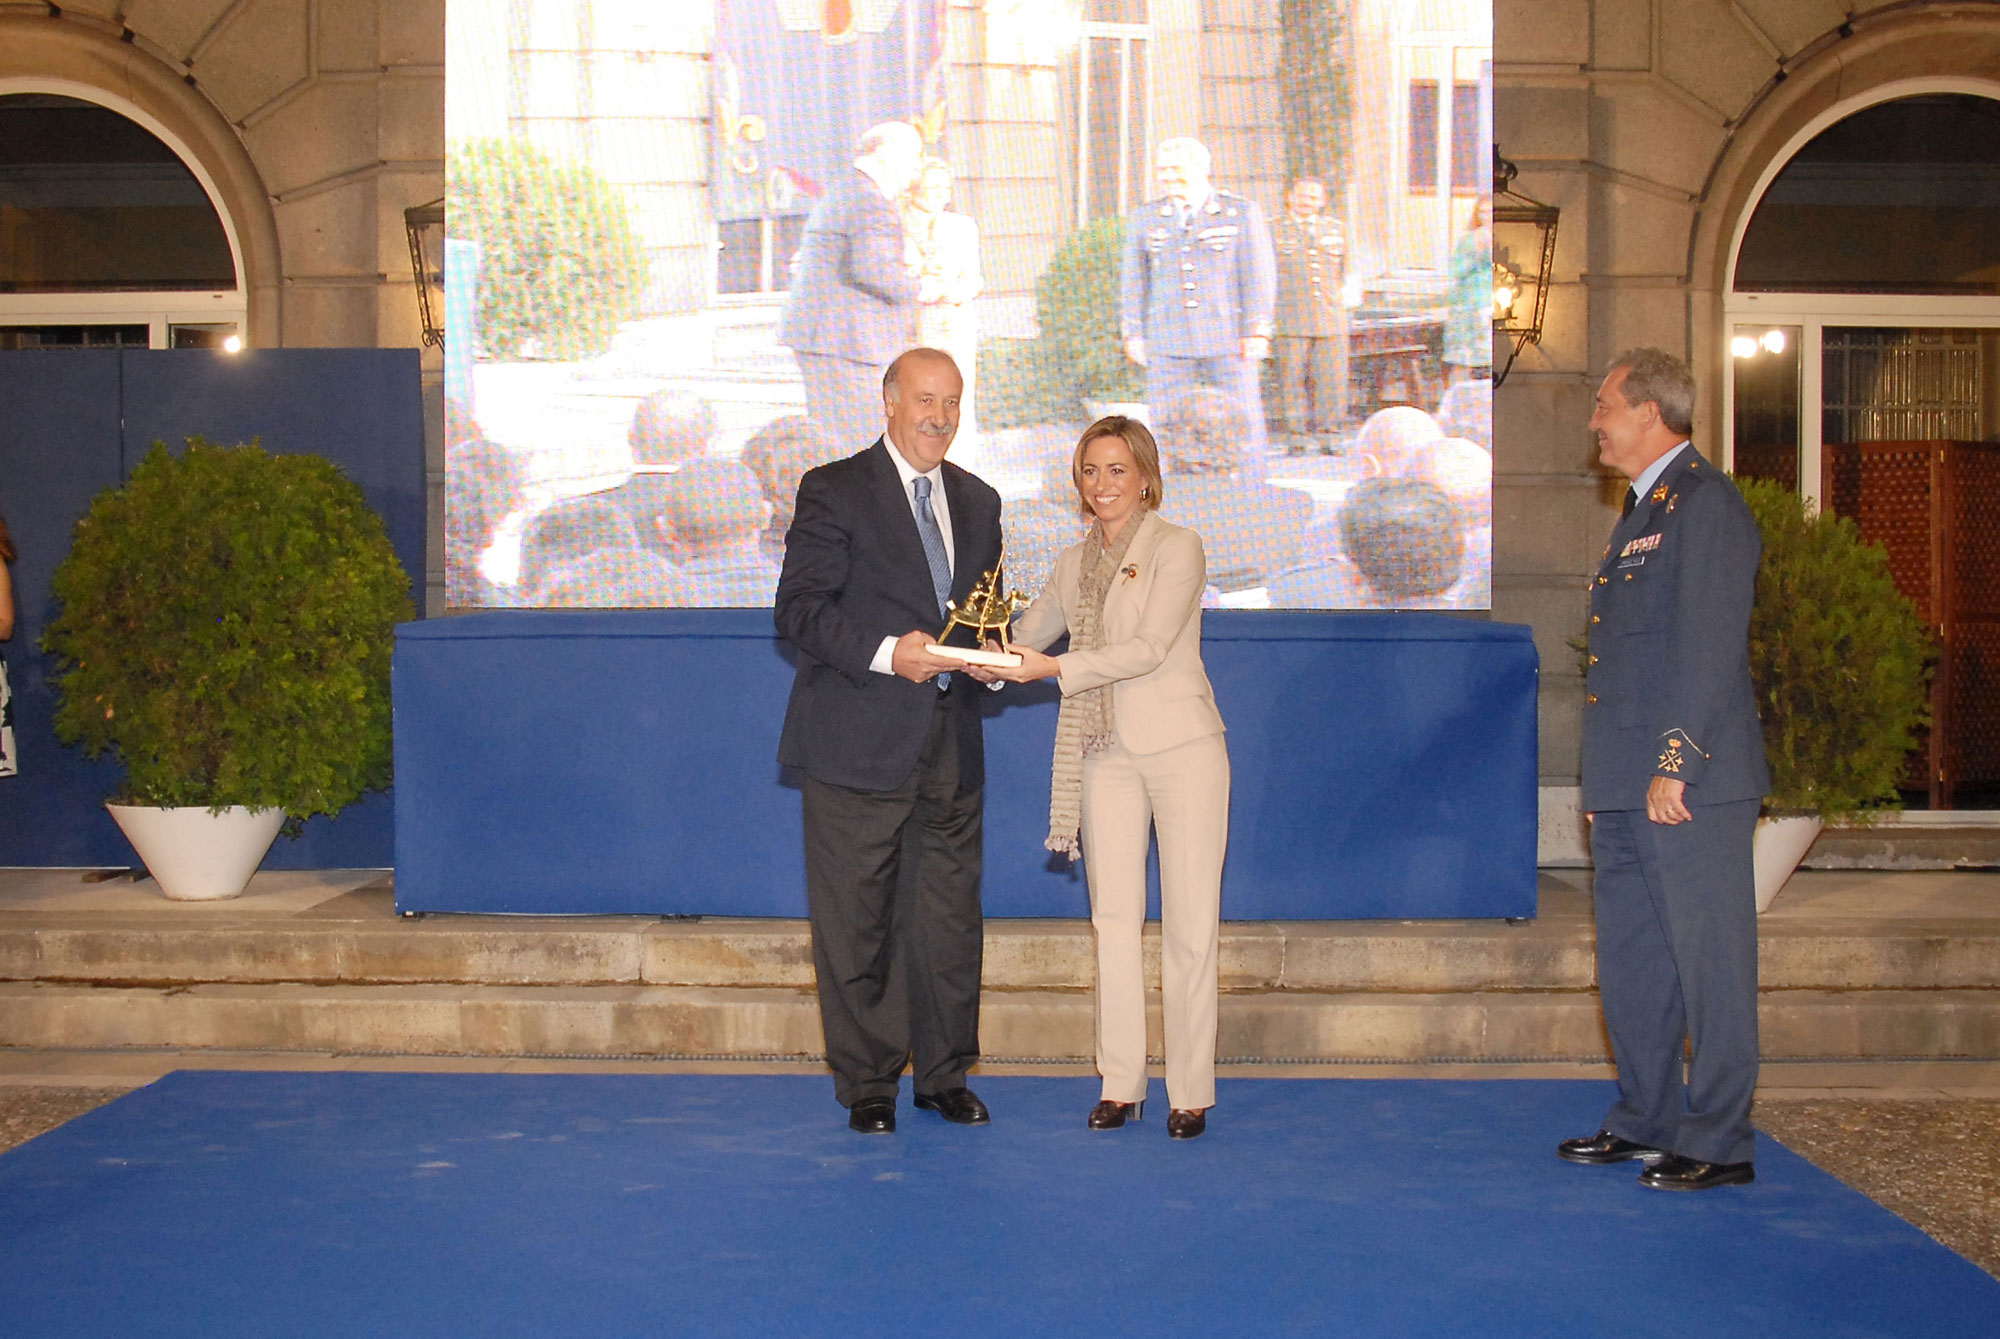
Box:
[1657,739,1685,774]
[1650,483,1670,503]
[1619,533,1662,558]
[1666,494,1679,512]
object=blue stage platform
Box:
[393,609,1539,918]
[1,1073,1992,1339]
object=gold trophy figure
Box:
[925,561,1030,668]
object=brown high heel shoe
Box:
[1088,1099,1143,1130]
[1167,1107,1208,1140]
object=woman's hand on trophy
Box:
[968,640,1059,684]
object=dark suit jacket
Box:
[1581,447,1771,812]
[775,168,920,367]
[774,440,1003,792]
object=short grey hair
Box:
[882,347,960,401]
[1608,347,1696,436]
[1156,135,1212,175]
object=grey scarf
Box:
[1046,510,1150,857]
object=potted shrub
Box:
[1737,477,1931,910]
[42,439,413,900]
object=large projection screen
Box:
[443,1,1494,611]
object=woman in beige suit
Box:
[971,416,1229,1139]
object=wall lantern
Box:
[1490,148,1559,387]
[404,198,446,349]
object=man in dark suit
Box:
[776,121,926,457]
[1560,347,1771,1191]
[774,347,1003,1134]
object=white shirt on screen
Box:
[869,440,955,675]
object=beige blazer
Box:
[1012,513,1226,756]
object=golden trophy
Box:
[925,560,1031,667]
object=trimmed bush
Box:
[43,439,414,820]
[1738,477,1931,820]
[447,137,650,361]
[1034,216,1145,407]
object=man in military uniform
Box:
[1271,177,1348,451]
[1560,348,1770,1191]
[1121,136,1277,478]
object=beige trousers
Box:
[1080,733,1230,1111]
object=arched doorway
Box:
[0,89,247,349]
[1718,84,2000,808]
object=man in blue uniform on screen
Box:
[1120,136,1277,481]
[1559,347,1771,1192]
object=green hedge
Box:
[447,137,650,361]
[1033,216,1145,407]
[44,440,414,820]
[1739,477,1931,820]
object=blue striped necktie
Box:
[913,476,953,689]
[912,475,952,618]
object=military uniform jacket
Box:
[1580,447,1771,813]
[775,168,922,367]
[1273,212,1346,337]
[1120,190,1277,358]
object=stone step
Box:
[3,981,1996,1064]
[6,913,1998,992]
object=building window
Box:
[1450,81,1482,193]
[1407,80,1438,195]
[1077,25,1149,225]
[716,216,805,297]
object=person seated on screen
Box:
[1152,387,1312,593]
[639,458,780,607]
[1433,378,1492,453]
[445,438,529,607]
[1337,477,1465,610]
[518,493,668,605]
[610,389,721,558]
[1431,437,1492,608]
[738,414,828,567]
[628,388,719,467]
[538,548,689,607]
[1354,404,1444,481]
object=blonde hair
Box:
[1069,416,1164,519]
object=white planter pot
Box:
[106,804,286,902]
[1752,814,1823,914]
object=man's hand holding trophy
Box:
[925,560,1030,668]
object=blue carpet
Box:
[1,1073,1994,1337]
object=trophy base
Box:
[925,643,1023,668]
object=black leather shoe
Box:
[1557,1130,1669,1165]
[1088,1099,1143,1130]
[913,1087,989,1125]
[1167,1108,1207,1140]
[1639,1155,1754,1191]
[848,1097,896,1134]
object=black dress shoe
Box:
[1087,1099,1143,1130]
[848,1097,896,1134]
[1639,1155,1755,1191]
[913,1087,989,1125]
[1167,1108,1207,1140]
[1557,1130,1669,1165]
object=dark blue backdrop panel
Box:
[0,349,423,869]
[0,353,129,864]
[394,610,1538,918]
